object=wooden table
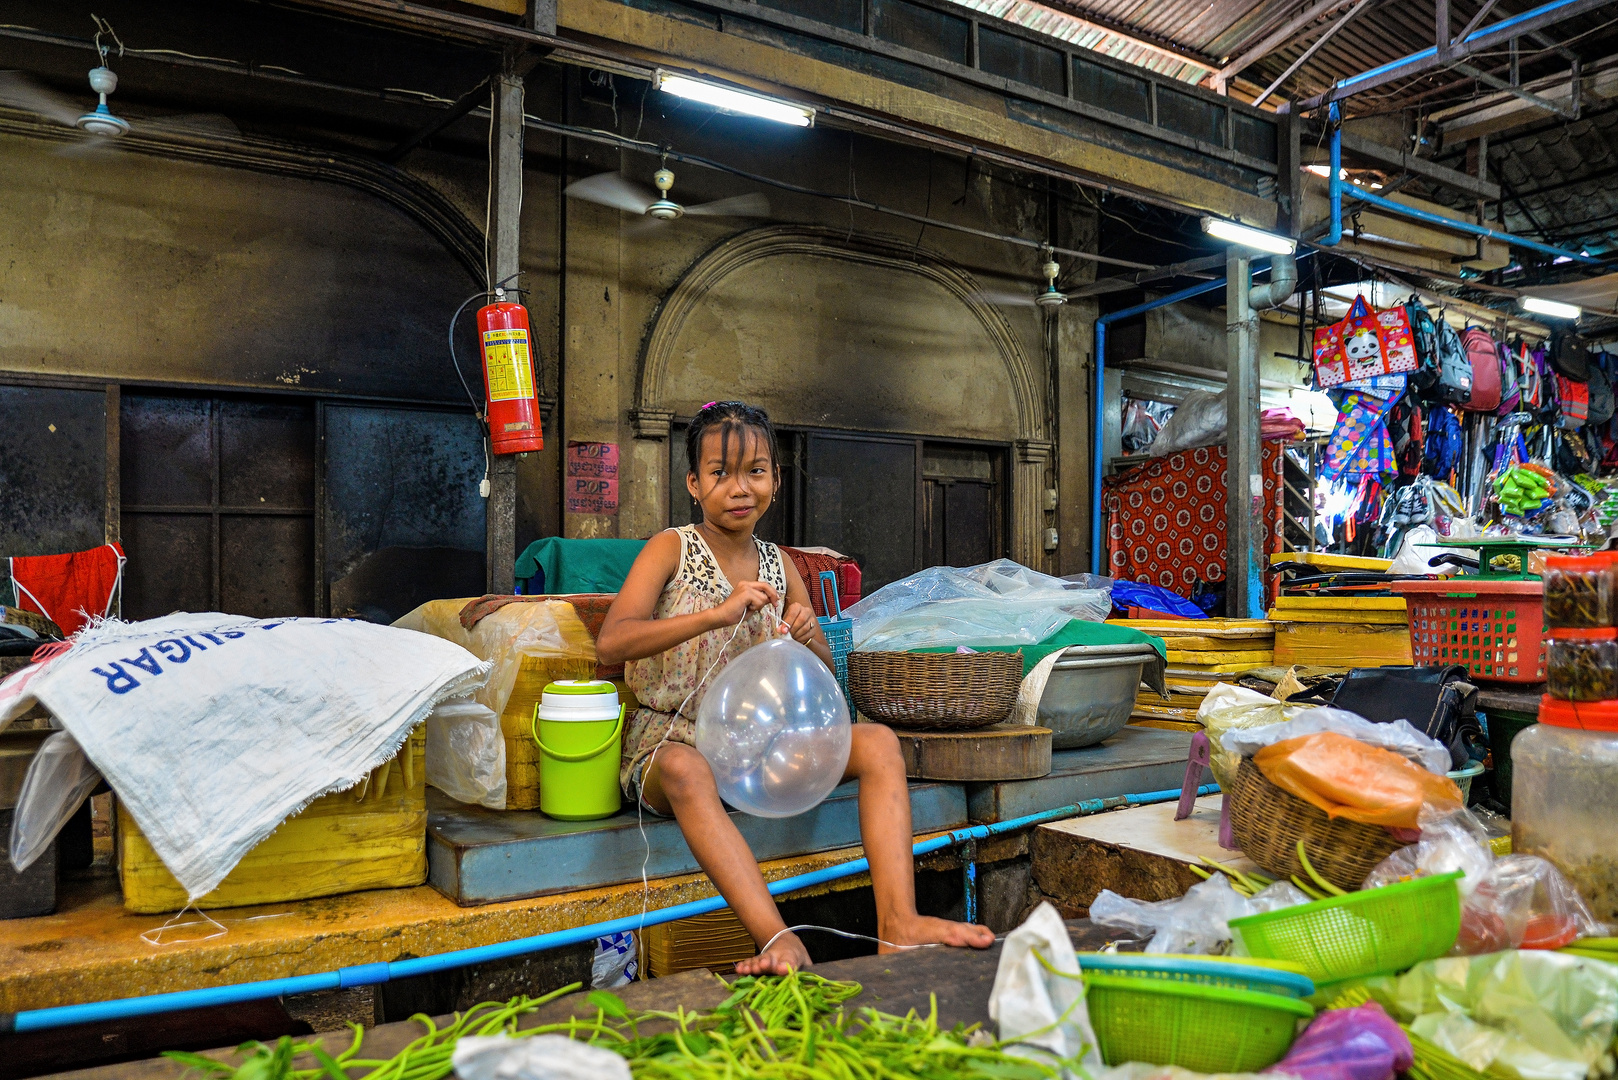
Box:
[39,921,1128,1079]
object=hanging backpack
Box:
[1496,339,1521,415]
[1558,374,1591,429]
[1552,331,1591,381]
[1460,327,1502,412]
[1404,295,1441,391]
[1517,343,1545,413]
[1589,352,1615,426]
[1429,313,1473,405]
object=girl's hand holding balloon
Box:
[781,603,817,644]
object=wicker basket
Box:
[1227,758,1404,892]
[847,650,1023,730]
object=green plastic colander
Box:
[1228,871,1463,982]
[1077,953,1315,998]
[1082,972,1314,1072]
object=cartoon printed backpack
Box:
[1460,327,1502,412]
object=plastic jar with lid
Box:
[1542,553,1615,629]
[1546,628,1618,701]
[1513,697,1618,921]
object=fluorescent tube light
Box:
[1520,296,1581,320]
[1200,216,1297,255]
[656,72,814,127]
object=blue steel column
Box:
[1226,248,1266,619]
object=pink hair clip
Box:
[702,401,718,409]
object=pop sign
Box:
[566,441,619,514]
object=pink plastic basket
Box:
[1391,579,1546,684]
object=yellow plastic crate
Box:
[118,726,427,913]
[1272,596,1407,610]
[1269,552,1393,572]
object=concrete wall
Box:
[0,67,1101,579]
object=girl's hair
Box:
[685,401,779,477]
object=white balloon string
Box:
[760,924,941,957]
[635,611,757,960]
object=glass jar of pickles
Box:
[1546,628,1618,701]
[1543,553,1615,629]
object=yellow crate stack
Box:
[1107,619,1275,732]
[1267,596,1412,669]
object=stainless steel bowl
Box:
[1036,644,1164,749]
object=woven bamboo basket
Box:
[1227,757,1404,892]
[847,651,1023,730]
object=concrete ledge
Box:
[427,780,968,906]
[966,726,1201,823]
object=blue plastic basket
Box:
[817,570,854,713]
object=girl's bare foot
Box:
[878,914,996,954]
[736,930,811,975]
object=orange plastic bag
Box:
[1253,731,1463,829]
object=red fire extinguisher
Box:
[477,288,544,455]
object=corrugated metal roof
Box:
[947,0,1215,81]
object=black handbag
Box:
[1551,331,1591,381]
[1329,665,1481,770]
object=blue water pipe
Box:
[1322,103,1597,265]
[4,783,1218,1034]
[1326,0,1599,102]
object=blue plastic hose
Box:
[5,782,1217,1033]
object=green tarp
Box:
[515,537,646,595]
[914,619,1166,677]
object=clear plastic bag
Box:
[425,701,507,809]
[1148,390,1226,457]
[1459,855,1604,954]
[847,559,1111,651]
[1221,706,1452,776]
[1196,683,1310,792]
[1365,806,1495,895]
[989,901,1105,1074]
[1386,950,1618,1080]
[1088,874,1293,955]
[9,730,101,873]
[1270,1003,1413,1080]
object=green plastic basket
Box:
[1082,972,1313,1073]
[1077,953,1315,998]
[1228,871,1463,982]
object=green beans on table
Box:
[167,971,1066,1080]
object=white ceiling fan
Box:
[972,248,1072,312]
[0,57,239,157]
[564,166,770,229]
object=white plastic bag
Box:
[1196,683,1310,792]
[426,701,507,809]
[990,902,1104,1077]
[8,730,100,873]
[848,560,1110,651]
[452,1035,632,1080]
[0,613,488,900]
[1219,706,1452,775]
[1089,874,1276,955]
[591,931,638,988]
[1147,390,1225,457]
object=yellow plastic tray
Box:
[1269,551,1393,572]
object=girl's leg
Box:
[846,723,997,952]
[641,743,809,974]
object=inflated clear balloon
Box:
[694,636,852,818]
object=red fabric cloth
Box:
[9,543,125,636]
[779,548,861,617]
[1103,443,1283,594]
